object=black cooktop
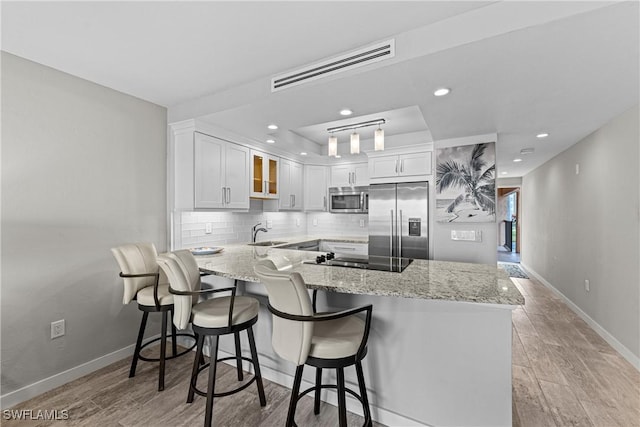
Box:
[304,254,413,273]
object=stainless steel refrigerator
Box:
[368,182,429,262]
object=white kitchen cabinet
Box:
[279,158,303,210]
[194,132,250,209]
[304,165,328,211]
[250,150,279,199]
[320,241,368,256]
[369,152,432,179]
[330,162,368,187]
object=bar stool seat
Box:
[136,283,173,306]
[310,316,366,359]
[192,296,259,328]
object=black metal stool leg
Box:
[234,331,244,381]
[188,334,205,403]
[336,368,347,427]
[170,307,178,357]
[287,365,304,427]
[204,335,220,427]
[130,311,149,378]
[158,310,168,391]
[356,361,372,426]
[247,327,266,406]
[314,367,322,415]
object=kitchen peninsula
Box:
[193,239,524,427]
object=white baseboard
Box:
[0,335,159,410]
[215,347,430,427]
[521,263,640,371]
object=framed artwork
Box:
[435,142,496,223]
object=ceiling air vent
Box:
[271,39,395,92]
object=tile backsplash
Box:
[179,210,368,249]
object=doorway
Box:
[497,187,520,263]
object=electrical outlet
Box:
[313,218,318,227]
[575,163,580,175]
[359,219,365,227]
[266,220,273,229]
[205,223,212,234]
[584,279,590,292]
[51,319,65,339]
[296,218,300,227]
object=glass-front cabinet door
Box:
[250,149,279,199]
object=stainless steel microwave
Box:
[329,186,369,213]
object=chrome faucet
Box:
[252,222,268,243]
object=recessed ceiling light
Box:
[520,148,535,155]
[536,132,549,138]
[433,88,450,97]
[513,158,522,162]
[339,109,353,116]
[266,139,275,144]
[300,152,307,156]
[501,171,508,175]
[267,124,278,130]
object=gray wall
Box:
[521,105,639,359]
[1,53,167,394]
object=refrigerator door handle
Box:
[398,209,403,256]
[390,209,394,257]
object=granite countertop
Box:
[193,239,525,307]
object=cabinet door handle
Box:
[334,246,356,251]
[226,187,231,204]
[222,187,226,204]
[395,159,398,173]
[293,194,295,207]
[264,180,267,195]
[323,196,327,209]
[401,160,404,173]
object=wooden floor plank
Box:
[512,365,557,427]
[538,380,594,427]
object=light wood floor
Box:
[511,276,640,427]
[5,276,639,426]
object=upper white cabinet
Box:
[250,150,279,199]
[279,158,303,210]
[369,150,432,183]
[304,165,328,211]
[194,133,250,209]
[330,162,368,187]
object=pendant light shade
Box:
[374,127,384,151]
[328,135,338,157]
[350,132,360,154]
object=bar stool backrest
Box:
[156,250,201,329]
[111,242,164,304]
[254,260,314,366]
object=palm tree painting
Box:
[435,142,496,222]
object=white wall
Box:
[1,53,167,398]
[521,105,639,360]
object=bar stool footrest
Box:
[190,356,259,398]
[137,333,197,362]
[292,384,372,427]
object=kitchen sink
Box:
[247,241,287,247]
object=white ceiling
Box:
[2,1,638,178]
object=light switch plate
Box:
[451,230,482,242]
[266,220,273,229]
[205,223,212,234]
[313,218,318,227]
[295,218,300,227]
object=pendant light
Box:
[350,132,360,154]
[374,126,384,151]
[328,135,338,157]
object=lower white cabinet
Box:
[304,165,328,211]
[279,159,303,210]
[320,241,367,256]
